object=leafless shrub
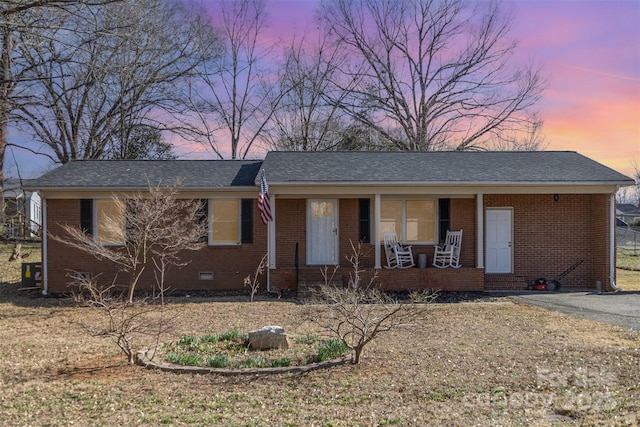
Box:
[244,253,267,302]
[312,240,437,364]
[53,180,206,302]
[70,273,177,365]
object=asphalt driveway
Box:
[502,291,640,331]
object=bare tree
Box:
[319,0,546,152]
[108,125,176,160]
[264,33,352,152]
[7,0,218,165]
[54,180,207,303]
[1,0,125,233]
[192,0,285,159]
[617,160,640,206]
[485,113,548,151]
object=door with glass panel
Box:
[307,199,338,265]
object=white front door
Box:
[486,208,513,273]
[307,199,339,265]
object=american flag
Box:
[258,170,272,225]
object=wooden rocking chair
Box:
[432,230,463,268]
[383,232,415,269]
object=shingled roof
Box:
[27,160,262,190]
[26,151,633,191]
[260,151,633,185]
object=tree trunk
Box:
[1,23,12,233]
[8,242,21,262]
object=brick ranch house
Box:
[26,151,633,296]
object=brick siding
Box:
[44,193,613,294]
[45,199,267,294]
[483,194,612,291]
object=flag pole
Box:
[266,220,270,293]
[258,169,272,293]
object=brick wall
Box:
[483,194,611,290]
[45,193,612,294]
[274,199,306,268]
[45,199,268,294]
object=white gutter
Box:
[264,180,634,187]
[41,198,48,296]
[610,193,622,292]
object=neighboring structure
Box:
[3,179,42,239]
[26,151,633,295]
[616,204,640,227]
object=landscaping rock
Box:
[248,326,290,350]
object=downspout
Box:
[41,198,48,296]
[609,193,622,292]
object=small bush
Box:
[241,356,269,368]
[166,353,203,366]
[295,334,318,345]
[218,329,243,342]
[269,357,291,367]
[176,335,204,352]
[317,338,349,362]
[199,334,220,343]
[206,354,229,368]
[178,335,198,346]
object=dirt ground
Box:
[0,282,638,427]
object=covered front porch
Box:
[264,193,486,294]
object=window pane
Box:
[380,200,402,239]
[312,201,333,217]
[211,200,239,244]
[406,200,435,242]
[96,200,124,244]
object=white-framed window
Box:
[380,199,436,244]
[94,199,125,245]
[209,199,240,245]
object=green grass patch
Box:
[295,334,319,345]
[317,338,349,362]
[161,331,347,368]
[206,354,229,368]
[617,249,640,271]
[0,242,41,284]
[166,352,204,366]
[218,329,243,341]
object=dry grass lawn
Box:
[1,242,639,425]
[0,283,638,426]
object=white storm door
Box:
[307,199,339,265]
[485,209,513,273]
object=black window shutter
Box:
[358,198,371,243]
[241,199,253,244]
[198,199,209,243]
[80,199,93,236]
[438,198,450,243]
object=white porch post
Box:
[268,194,276,269]
[476,193,484,268]
[374,193,381,269]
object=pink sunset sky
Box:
[6,0,639,179]
[254,0,640,177]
